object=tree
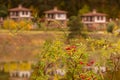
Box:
[107,21,115,33]
[78,5,90,16]
[0,5,8,17]
[68,16,84,40]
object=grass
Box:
[0,71,9,80]
[0,30,65,62]
[104,71,120,80]
[0,29,119,62]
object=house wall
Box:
[46,20,67,28]
[82,16,106,23]
[84,23,107,31]
[46,13,67,20]
[19,11,31,17]
[55,14,67,20]
[9,11,31,19]
[94,16,106,23]
[9,12,19,18]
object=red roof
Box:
[44,7,67,14]
[9,5,31,11]
[82,9,106,16]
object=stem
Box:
[71,53,83,80]
[98,66,104,80]
[111,71,115,80]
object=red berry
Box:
[79,61,84,65]
[87,78,91,80]
[66,47,71,50]
[81,75,86,79]
[71,46,76,49]
[87,63,91,66]
[73,49,76,51]
[90,60,94,64]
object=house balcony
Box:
[10,15,20,19]
[82,21,107,24]
[46,18,68,21]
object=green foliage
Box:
[68,16,84,40]
[31,36,120,80]
[31,40,101,80]
[78,5,90,16]
[3,19,17,30]
[31,40,66,80]
[0,71,9,80]
[0,5,8,17]
[0,0,120,18]
[107,21,115,33]
[3,19,33,31]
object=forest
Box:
[0,0,120,18]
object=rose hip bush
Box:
[31,40,101,80]
[31,39,120,80]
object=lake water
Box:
[0,71,120,80]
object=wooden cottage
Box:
[8,5,32,21]
[81,9,107,31]
[44,7,68,28]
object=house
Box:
[44,7,68,28]
[8,4,32,21]
[81,9,107,31]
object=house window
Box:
[97,16,100,20]
[51,14,54,19]
[90,16,93,21]
[22,11,24,15]
[58,14,62,18]
[16,12,18,16]
[87,16,92,21]
[101,16,103,20]
[84,17,87,21]
[86,17,89,21]
[14,12,16,15]
[58,14,65,18]
[10,12,12,16]
[48,14,50,18]
[48,14,54,19]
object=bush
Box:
[3,19,33,30]
[17,20,33,30]
[3,19,17,29]
[31,38,120,80]
[31,40,100,80]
